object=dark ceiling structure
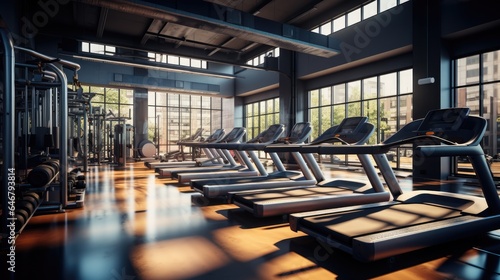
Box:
[17,0,351,67]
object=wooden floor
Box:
[5,161,500,280]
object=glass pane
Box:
[380,0,397,12]
[483,51,500,82]
[347,101,362,117]
[168,108,179,143]
[379,96,398,168]
[456,86,480,113]
[456,55,480,86]
[379,72,397,97]
[119,104,133,121]
[155,106,167,145]
[122,89,134,104]
[266,114,274,128]
[90,86,105,103]
[167,55,179,65]
[168,94,179,106]
[310,108,319,139]
[180,94,190,107]
[484,83,500,177]
[253,103,259,115]
[399,94,413,127]
[333,16,346,32]
[201,96,211,109]
[347,8,361,26]
[320,87,332,105]
[191,109,202,133]
[267,99,274,114]
[155,92,166,106]
[191,59,201,68]
[333,84,346,104]
[191,95,201,108]
[246,104,253,116]
[259,115,266,132]
[147,108,157,142]
[310,89,319,107]
[212,97,222,110]
[363,1,377,19]
[399,69,413,94]
[363,99,378,144]
[320,21,332,35]
[180,110,190,140]
[332,104,346,125]
[398,95,413,170]
[347,80,361,101]
[321,106,332,133]
[148,91,155,106]
[260,101,266,115]
[210,110,221,131]
[363,77,377,99]
[179,57,190,66]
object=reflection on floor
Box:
[4,162,500,279]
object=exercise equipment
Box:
[154,128,226,175]
[162,127,247,182]
[26,160,60,188]
[229,117,391,217]
[145,128,205,169]
[190,122,312,199]
[177,124,285,184]
[289,108,500,262]
[137,139,156,158]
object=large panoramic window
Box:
[244,98,280,157]
[453,50,500,178]
[148,93,222,155]
[244,98,280,140]
[312,0,409,34]
[83,86,134,162]
[308,69,413,169]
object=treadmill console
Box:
[416,108,470,134]
[337,116,368,135]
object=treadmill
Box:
[289,107,500,262]
[144,128,204,169]
[229,116,393,217]
[152,128,225,173]
[176,124,285,184]
[157,127,247,179]
[191,122,313,199]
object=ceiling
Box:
[16,0,356,67]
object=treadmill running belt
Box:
[192,176,292,189]
[301,203,463,245]
[237,186,375,203]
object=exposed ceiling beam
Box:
[141,19,166,45]
[251,0,274,16]
[76,0,340,58]
[96,7,108,38]
[208,37,236,56]
[286,0,324,24]
[145,31,242,53]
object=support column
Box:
[132,67,149,157]
[412,0,452,182]
[278,49,298,132]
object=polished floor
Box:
[4,161,500,280]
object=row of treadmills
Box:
[144,107,500,262]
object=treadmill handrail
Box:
[202,124,286,150]
[265,122,375,153]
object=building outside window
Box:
[454,50,500,178]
